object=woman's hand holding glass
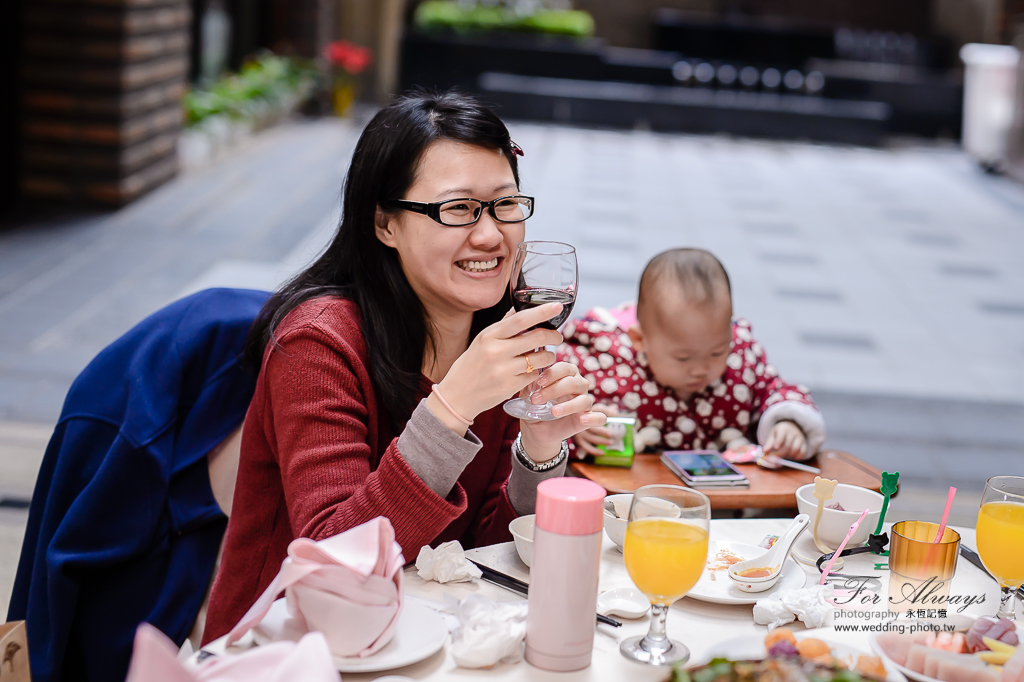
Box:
[516,360,604,461]
[430,302,606,458]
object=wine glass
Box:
[502,241,577,421]
[620,485,710,666]
[976,476,1024,619]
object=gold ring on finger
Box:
[525,355,534,374]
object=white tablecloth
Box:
[199,519,1011,681]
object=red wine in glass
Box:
[512,287,576,331]
[503,241,578,421]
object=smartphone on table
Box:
[661,450,750,488]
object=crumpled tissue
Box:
[753,583,834,630]
[447,594,528,668]
[416,540,482,584]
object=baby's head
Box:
[629,248,733,398]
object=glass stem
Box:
[642,604,670,652]
[997,586,1017,620]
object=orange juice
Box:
[977,501,1024,588]
[624,518,709,605]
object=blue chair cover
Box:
[7,288,270,682]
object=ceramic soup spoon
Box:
[728,514,810,593]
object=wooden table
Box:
[570,449,884,510]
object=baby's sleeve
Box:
[745,329,827,457]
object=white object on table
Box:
[448,594,527,669]
[691,542,806,605]
[704,634,908,681]
[752,583,835,630]
[796,483,883,547]
[868,613,1024,682]
[416,540,482,584]
[728,514,810,592]
[508,515,535,567]
[197,520,1000,681]
[597,587,649,619]
[601,494,632,551]
[251,597,447,673]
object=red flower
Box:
[324,41,373,75]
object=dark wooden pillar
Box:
[0,0,25,214]
[20,0,191,205]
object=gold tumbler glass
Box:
[888,521,960,613]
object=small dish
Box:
[602,494,633,551]
[508,514,535,567]
[597,587,649,619]
[690,542,806,605]
[728,514,809,593]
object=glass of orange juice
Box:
[976,476,1024,620]
[620,484,710,666]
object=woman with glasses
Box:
[202,90,605,642]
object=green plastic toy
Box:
[869,471,900,556]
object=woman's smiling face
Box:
[376,139,524,318]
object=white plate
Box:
[252,598,448,673]
[703,634,907,681]
[868,615,1020,682]
[687,541,806,605]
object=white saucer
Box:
[702,634,907,681]
[687,541,806,605]
[252,598,448,673]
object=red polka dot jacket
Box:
[557,307,827,460]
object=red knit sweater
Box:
[203,297,520,643]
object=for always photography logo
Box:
[828,573,987,633]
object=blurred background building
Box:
[2,0,1024,211]
[2,0,1024,610]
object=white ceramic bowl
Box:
[795,483,883,547]
[602,494,633,551]
[508,514,535,567]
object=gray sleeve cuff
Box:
[507,447,568,515]
[398,399,482,498]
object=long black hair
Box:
[245,90,520,430]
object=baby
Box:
[558,248,826,460]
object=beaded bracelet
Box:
[430,384,473,426]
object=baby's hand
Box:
[764,421,808,461]
[571,404,619,458]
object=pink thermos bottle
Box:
[525,477,605,671]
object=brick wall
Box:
[20,0,191,205]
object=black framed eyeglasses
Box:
[385,195,535,227]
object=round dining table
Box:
[194,519,1016,681]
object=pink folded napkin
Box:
[126,623,339,682]
[227,517,405,658]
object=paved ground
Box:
[3,116,1024,611]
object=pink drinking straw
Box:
[819,509,870,604]
[923,486,958,575]
[933,487,957,543]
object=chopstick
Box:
[959,545,1024,602]
[468,560,622,628]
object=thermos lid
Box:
[535,478,605,536]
